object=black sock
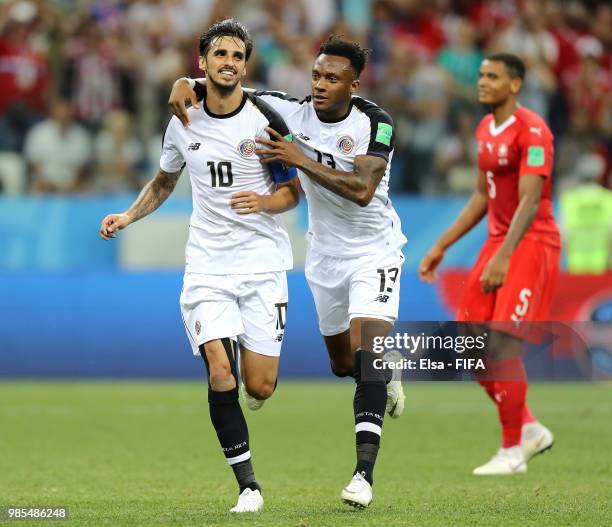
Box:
[352,349,387,485]
[355,443,380,484]
[383,365,393,384]
[208,387,259,493]
[231,459,261,494]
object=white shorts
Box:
[305,247,404,336]
[180,271,288,357]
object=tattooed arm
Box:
[99,168,182,239]
[295,155,387,207]
[125,168,182,221]
[256,127,387,207]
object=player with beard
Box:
[101,20,299,512]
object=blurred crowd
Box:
[0,0,610,196]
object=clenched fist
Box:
[99,213,132,240]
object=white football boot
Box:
[229,488,264,513]
[521,422,554,461]
[240,382,265,411]
[340,472,373,509]
[472,445,527,475]
[383,350,406,419]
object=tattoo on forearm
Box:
[127,169,181,221]
[300,156,385,205]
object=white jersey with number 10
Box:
[160,90,295,274]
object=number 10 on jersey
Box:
[208,161,234,187]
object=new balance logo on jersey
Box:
[273,332,284,343]
[374,294,390,303]
[296,132,310,141]
[187,142,201,150]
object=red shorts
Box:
[457,237,560,323]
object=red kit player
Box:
[420,53,559,475]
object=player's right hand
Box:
[99,213,131,240]
[229,191,268,214]
[419,245,445,283]
[168,78,199,127]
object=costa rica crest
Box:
[336,135,355,154]
[237,139,256,158]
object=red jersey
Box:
[476,107,561,248]
[0,38,47,114]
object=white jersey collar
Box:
[313,100,354,125]
[489,114,517,137]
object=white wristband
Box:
[185,77,196,89]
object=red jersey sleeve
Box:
[517,118,554,179]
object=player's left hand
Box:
[480,251,510,293]
[168,78,199,127]
[419,245,445,283]
[230,191,269,214]
[256,127,307,167]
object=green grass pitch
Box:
[1,381,611,526]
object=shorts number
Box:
[275,302,288,330]
[208,161,233,187]
[377,267,399,293]
[315,149,336,169]
[486,171,496,199]
[510,288,532,322]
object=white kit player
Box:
[100,20,299,513]
[170,36,407,509]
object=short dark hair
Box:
[486,53,526,80]
[317,35,370,78]
[199,19,253,61]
